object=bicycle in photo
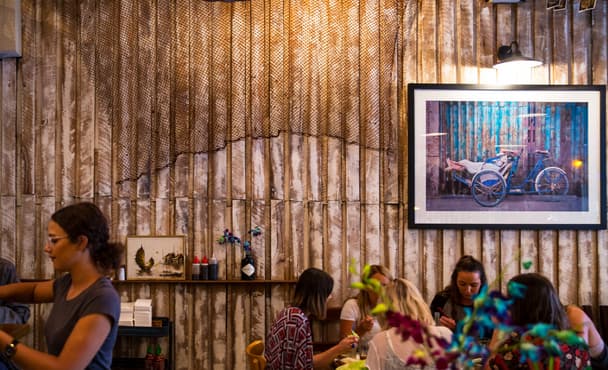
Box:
[445,149,569,207]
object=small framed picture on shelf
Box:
[579,0,596,12]
[125,236,186,280]
[553,0,567,10]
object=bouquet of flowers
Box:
[217,226,262,254]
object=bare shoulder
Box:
[566,305,589,323]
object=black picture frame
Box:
[407,83,606,230]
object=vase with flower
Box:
[240,241,255,280]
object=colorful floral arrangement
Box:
[348,262,589,370]
[217,226,262,253]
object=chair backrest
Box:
[312,306,343,353]
[246,339,266,370]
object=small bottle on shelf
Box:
[153,344,165,370]
[117,265,126,280]
[241,250,256,280]
[209,255,218,280]
[144,345,155,370]
[201,256,209,280]
[191,256,200,280]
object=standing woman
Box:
[265,268,358,369]
[339,265,392,348]
[0,202,123,370]
[430,255,487,331]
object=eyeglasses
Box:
[47,236,69,245]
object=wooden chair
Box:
[312,306,343,353]
[600,305,608,343]
[246,339,266,370]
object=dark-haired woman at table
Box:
[487,273,591,369]
[265,268,358,369]
[0,202,123,370]
[430,255,487,332]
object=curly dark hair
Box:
[51,202,124,275]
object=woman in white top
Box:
[339,265,392,348]
[366,278,453,370]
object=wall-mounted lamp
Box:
[493,41,542,70]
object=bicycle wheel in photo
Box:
[471,169,507,207]
[535,167,569,200]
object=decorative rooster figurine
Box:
[135,246,154,273]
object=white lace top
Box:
[365,325,453,370]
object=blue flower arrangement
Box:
[217,226,262,253]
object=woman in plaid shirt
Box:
[265,268,358,369]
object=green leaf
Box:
[348,259,359,275]
[335,359,367,370]
[522,261,533,270]
[361,264,371,280]
[370,303,389,315]
[350,282,366,290]
[366,278,381,291]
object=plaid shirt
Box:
[265,307,313,369]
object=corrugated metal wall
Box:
[0,1,606,369]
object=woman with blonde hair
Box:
[340,265,392,348]
[366,278,452,370]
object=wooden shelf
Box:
[112,279,296,285]
[23,278,297,285]
[118,317,171,337]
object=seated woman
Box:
[366,278,452,370]
[265,268,358,369]
[339,265,392,349]
[430,255,487,336]
[566,305,607,369]
[488,273,591,369]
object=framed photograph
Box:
[579,0,596,12]
[553,0,567,11]
[407,84,606,229]
[125,236,186,280]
